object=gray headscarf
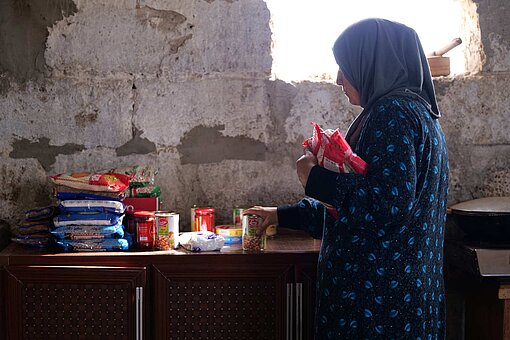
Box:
[333,18,440,148]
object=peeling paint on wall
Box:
[0,0,78,81]
[177,125,266,164]
[115,128,157,156]
[9,137,85,170]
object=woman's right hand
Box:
[242,206,278,235]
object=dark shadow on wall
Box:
[0,0,78,83]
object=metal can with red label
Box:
[155,212,179,250]
[242,214,266,251]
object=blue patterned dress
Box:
[278,95,449,339]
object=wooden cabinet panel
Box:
[295,262,317,340]
[152,262,293,340]
[5,266,146,340]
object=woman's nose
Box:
[336,71,343,86]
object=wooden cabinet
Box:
[152,256,316,340]
[3,265,146,340]
[0,228,319,340]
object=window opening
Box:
[265,0,466,82]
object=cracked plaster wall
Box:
[0,0,509,229]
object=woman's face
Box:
[336,69,361,106]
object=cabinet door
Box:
[152,261,293,340]
[295,262,317,340]
[0,266,5,340]
[5,265,146,340]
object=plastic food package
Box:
[106,165,157,188]
[55,234,132,252]
[11,233,54,247]
[24,206,58,221]
[59,200,126,214]
[15,221,52,235]
[303,122,368,175]
[179,231,224,252]
[49,172,132,193]
[54,187,127,201]
[53,212,124,227]
[50,223,125,240]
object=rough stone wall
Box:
[0,0,509,229]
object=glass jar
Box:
[133,210,156,250]
[193,207,215,233]
[242,214,266,251]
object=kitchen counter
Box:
[1,227,320,339]
[0,227,321,266]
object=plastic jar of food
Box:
[134,210,156,250]
[242,214,266,251]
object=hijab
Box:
[332,18,440,148]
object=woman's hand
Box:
[296,151,318,188]
[242,206,278,235]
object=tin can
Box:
[215,225,243,244]
[232,208,245,227]
[133,210,156,250]
[155,212,179,250]
[242,214,266,251]
[193,207,215,233]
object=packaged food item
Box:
[58,200,125,214]
[215,225,242,244]
[155,212,179,250]
[55,234,132,252]
[179,231,224,252]
[134,211,156,250]
[15,221,52,235]
[242,214,266,251]
[50,222,125,240]
[106,165,157,187]
[24,205,58,221]
[49,172,132,193]
[53,212,124,227]
[54,186,127,201]
[128,185,161,198]
[192,207,215,233]
[303,122,368,175]
[11,233,54,247]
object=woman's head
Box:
[332,18,439,117]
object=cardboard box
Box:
[124,197,160,213]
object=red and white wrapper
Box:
[303,122,368,175]
[303,122,369,219]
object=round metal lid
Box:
[450,196,510,216]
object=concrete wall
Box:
[0,0,509,229]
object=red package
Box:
[303,122,368,175]
[49,172,132,193]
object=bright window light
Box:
[265,0,465,82]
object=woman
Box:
[244,18,449,339]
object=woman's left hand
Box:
[296,151,318,188]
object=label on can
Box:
[242,214,266,251]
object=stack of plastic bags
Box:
[10,205,58,248]
[49,171,133,252]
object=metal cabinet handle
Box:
[296,283,303,340]
[136,287,143,340]
[287,283,293,340]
